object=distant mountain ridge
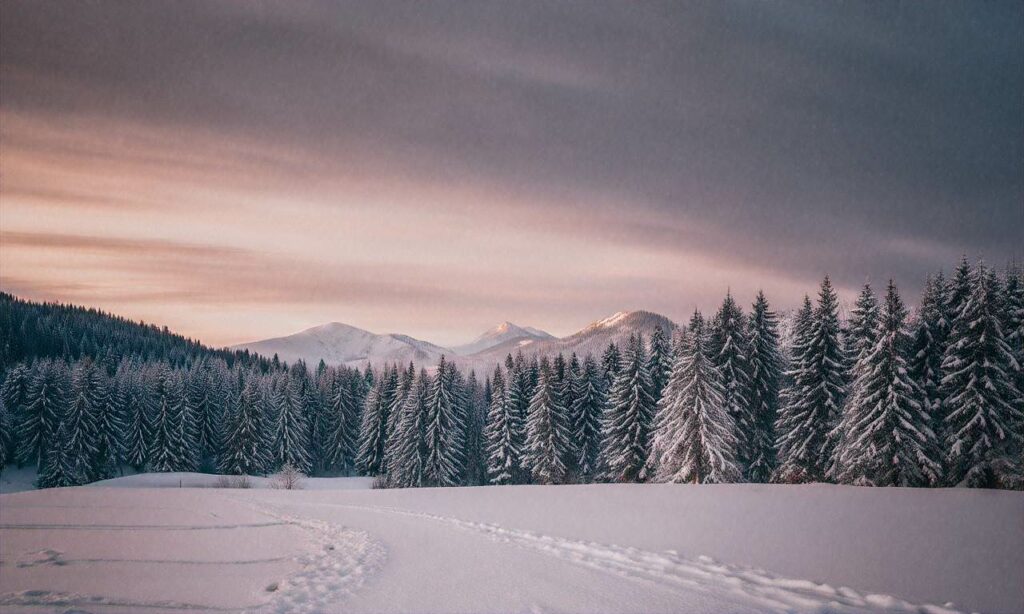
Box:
[232,311,677,373]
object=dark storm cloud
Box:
[2,0,1021,292]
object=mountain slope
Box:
[451,321,554,356]
[232,322,449,368]
[461,310,676,373]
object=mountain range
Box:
[231,310,676,374]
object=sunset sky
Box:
[2,1,1022,347]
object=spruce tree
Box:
[324,369,358,474]
[2,363,30,465]
[941,263,1024,487]
[647,325,672,405]
[423,356,466,486]
[148,368,191,472]
[0,398,10,474]
[388,369,430,488]
[774,278,845,482]
[747,291,781,483]
[462,369,486,485]
[65,359,105,480]
[774,296,814,482]
[17,359,69,467]
[649,311,740,483]
[36,420,85,488]
[356,372,392,476]
[219,376,271,475]
[709,292,753,472]
[273,374,313,474]
[601,342,622,389]
[485,366,524,484]
[571,354,607,481]
[1003,264,1024,395]
[120,365,152,469]
[600,334,656,482]
[524,356,572,484]
[909,275,948,458]
[832,281,942,486]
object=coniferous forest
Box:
[2,257,1022,490]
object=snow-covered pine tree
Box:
[187,361,222,464]
[600,334,656,482]
[832,281,942,486]
[388,369,430,488]
[709,292,754,473]
[0,398,9,473]
[36,419,86,488]
[148,367,192,472]
[17,359,69,468]
[571,354,607,481]
[774,278,845,482]
[462,369,486,485]
[601,342,622,389]
[387,363,415,442]
[524,356,572,484]
[945,256,973,330]
[219,376,271,476]
[774,296,813,482]
[941,263,1024,487]
[356,370,392,476]
[120,363,152,470]
[1,363,30,465]
[648,311,740,483]
[485,365,524,484]
[746,291,782,483]
[647,325,672,406]
[273,373,313,474]
[1003,264,1024,395]
[560,353,582,476]
[323,369,358,474]
[92,363,124,480]
[423,356,467,487]
[909,274,949,459]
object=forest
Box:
[1,256,1021,490]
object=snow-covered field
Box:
[1,478,1021,614]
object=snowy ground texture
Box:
[1,477,1021,614]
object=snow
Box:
[1,479,1020,613]
[452,322,554,356]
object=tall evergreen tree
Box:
[485,366,524,484]
[219,376,271,475]
[774,296,813,482]
[36,419,85,488]
[647,325,672,405]
[909,275,949,458]
[2,363,31,465]
[273,374,313,474]
[0,398,10,473]
[709,292,753,472]
[356,369,393,476]
[941,263,1024,487]
[774,278,845,482]
[388,369,430,488]
[1003,264,1024,395]
[571,354,607,481]
[524,356,572,484]
[17,360,69,467]
[423,356,467,486]
[649,311,740,483]
[833,281,942,486]
[148,368,192,472]
[747,291,782,483]
[600,334,656,482]
[601,342,622,389]
[323,369,358,474]
[120,365,152,469]
[462,369,486,485]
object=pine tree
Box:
[387,369,430,488]
[188,362,222,464]
[219,376,271,475]
[92,364,124,480]
[601,342,622,389]
[1003,264,1024,396]
[120,365,152,469]
[649,311,740,483]
[941,263,1024,487]
[747,291,781,483]
[846,284,880,369]
[356,370,392,476]
[323,369,358,474]
[17,359,69,467]
[423,356,467,486]
[571,354,607,481]
[0,398,10,474]
[36,420,85,488]
[832,281,942,486]
[909,275,948,460]
[462,369,486,485]
[560,353,582,476]
[485,366,524,484]
[600,334,656,482]
[148,367,191,472]
[273,374,313,474]
[524,356,572,484]
[774,278,845,483]
[2,363,30,465]
[709,292,753,473]
[647,325,671,405]
[774,297,813,482]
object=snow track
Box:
[316,502,963,614]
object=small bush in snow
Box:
[272,463,305,490]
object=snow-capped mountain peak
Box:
[451,321,554,356]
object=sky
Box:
[1,1,1022,347]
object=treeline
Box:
[0,257,1021,489]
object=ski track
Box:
[295,501,966,614]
